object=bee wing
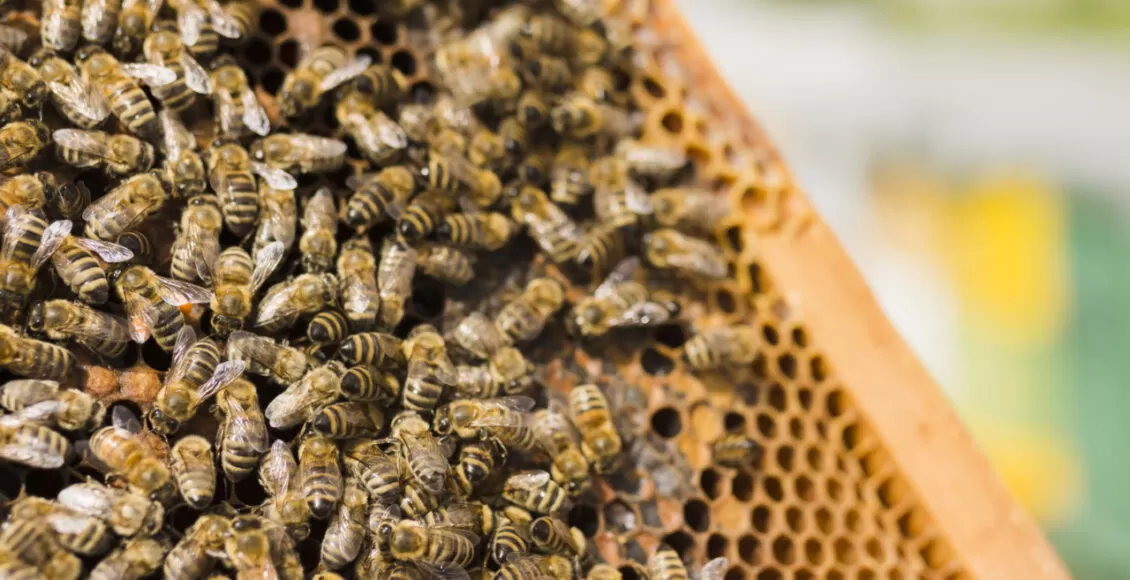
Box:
[177,1,206,46]
[416,561,472,580]
[340,275,375,316]
[13,400,62,423]
[250,242,285,293]
[206,0,241,38]
[226,398,269,454]
[32,219,73,270]
[506,470,550,488]
[344,172,378,191]
[241,90,271,136]
[54,129,112,163]
[153,275,214,306]
[664,243,727,280]
[47,513,102,536]
[0,380,59,409]
[303,187,337,229]
[215,90,241,136]
[250,161,297,190]
[180,52,212,94]
[262,439,299,496]
[123,293,154,343]
[50,74,111,124]
[468,396,536,428]
[595,257,640,298]
[317,54,372,92]
[0,25,27,53]
[0,434,68,469]
[57,484,112,518]
[404,432,449,493]
[165,325,196,385]
[349,112,407,153]
[120,63,177,87]
[74,238,134,263]
[293,134,347,160]
[3,206,38,262]
[254,283,300,328]
[194,360,247,404]
[61,311,129,348]
[624,180,654,215]
[81,199,153,238]
[608,302,671,328]
[111,405,143,433]
[701,557,729,580]
[186,223,220,284]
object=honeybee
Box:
[649,546,693,580]
[495,554,575,580]
[264,361,343,429]
[0,378,104,431]
[514,90,550,129]
[453,345,535,399]
[0,206,52,318]
[533,402,590,496]
[114,265,212,351]
[307,310,349,345]
[519,55,572,93]
[75,45,173,139]
[338,364,399,406]
[402,324,457,412]
[89,536,166,580]
[250,133,348,175]
[577,221,628,278]
[207,140,296,238]
[112,0,162,57]
[572,258,678,337]
[439,50,521,109]
[0,120,49,171]
[259,439,311,540]
[158,109,206,199]
[8,496,113,556]
[223,515,279,580]
[0,175,49,222]
[503,470,567,516]
[31,49,110,128]
[58,479,163,537]
[489,515,530,565]
[164,514,229,580]
[644,228,729,282]
[415,244,474,286]
[255,272,338,332]
[422,150,504,210]
[337,331,405,368]
[342,439,400,504]
[86,406,169,492]
[344,166,415,231]
[142,22,211,112]
[279,45,369,118]
[53,128,154,176]
[435,211,515,251]
[27,299,129,357]
[452,439,505,498]
[299,187,338,274]
[336,237,380,332]
[320,475,367,569]
[169,195,222,284]
[682,324,759,371]
[396,190,455,242]
[550,141,593,206]
[168,435,216,509]
[215,377,269,482]
[313,402,385,440]
[388,410,450,493]
[0,49,46,110]
[345,62,406,105]
[0,402,71,468]
[711,432,762,470]
[299,433,343,519]
[530,516,584,558]
[509,185,582,264]
[253,184,297,259]
[551,93,636,139]
[226,330,311,385]
[388,519,478,569]
[114,231,152,265]
[170,0,243,57]
[81,0,121,45]
[577,66,617,103]
[81,171,168,240]
[569,384,621,473]
[651,187,728,235]
[216,0,257,42]
[434,396,538,453]
[209,55,270,138]
[616,139,689,183]
[336,91,408,164]
[148,327,220,431]
[496,276,566,344]
[591,156,653,230]
[377,238,416,329]
[210,243,285,336]
[0,323,76,380]
[449,312,505,360]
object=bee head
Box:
[147,408,179,435]
[25,301,45,332]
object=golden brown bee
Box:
[550,141,593,206]
[89,536,166,580]
[342,439,400,504]
[253,183,297,259]
[164,514,229,580]
[8,496,113,556]
[80,171,168,240]
[569,384,622,473]
[53,128,154,177]
[299,433,343,519]
[87,406,170,493]
[0,206,51,318]
[337,91,408,164]
[218,0,258,42]
[170,194,222,284]
[142,22,211,113]
[422,151,504,210]
[683,324,759,371]
[27,299,129,358]
[75,45,172,139]
[509,185,582,264]
[0,378,104,432]
[415,244,474,286]
[577,221,628,278]
[649,546,690,580]
[530,516,584,558]
[0,174,49,220]
[0,323,76,380]
[82,0,121,45]
[260,440,312,541]
[112,0,161,57]
[452,345,535,399]
[520,55,572,93]
[490,515,530,566]
[114,265,212,351]
[215,377,269,482]
[0,402,71,468]
[209,55,270,139]
[344,166,415,231]
[389,410,450,493]
[158,110,206,199]
[435,396,538,453]
[299,187,339,273]
[250,133,348,175]
[224,516,279,580]
[337,237,380,332]
[0,120,49,171]
[255,272,339,332]
[452,439,506,498]
[337,331,405,368]
[496,276,566,344]
[495,554,575,580]
[147,326,222,433]
[651,187,729,235]
[38,218,131,304]
[711,432,762,470]
[402,324,457,412]
[389,519,479,569]
[265,360,343,429]
[533,402,591,496]
[591,155,654,231]
[207,140,295,237]
[320,474,367,570]
[169,435,216,509]
[347,63,406,105]
[435,211,516,251]
[226,330,311,385]
[0,49,45,110]
[279,45,369,118]
[577,66,617,102]
[617,139,689,184]
[30,49,110,128]
[211,243,285,336]
[572,258,679,337]
[503,470,567,516]
[552,93,636,139]
[396,190,455,242]
[644,228,729,282]
[377,238,417,329]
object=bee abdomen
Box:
[60,246,109,304]
[311,402,382,439]
[308,311,349,344]
[220,174,259,235]
[221,441,261,482]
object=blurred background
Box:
[674,0,1130,577]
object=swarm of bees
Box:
[0,0,764,578]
